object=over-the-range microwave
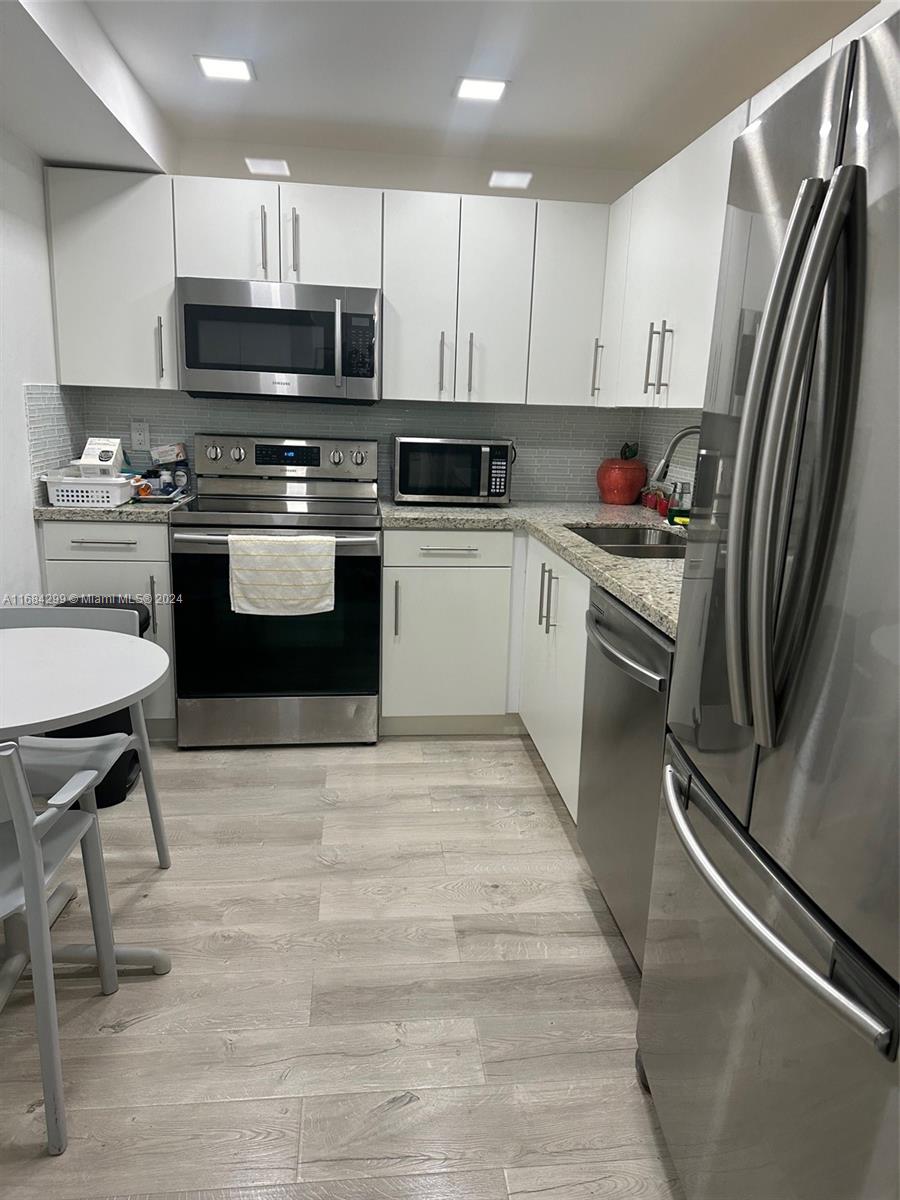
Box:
[393,436,514,506]
[175,277,381,403]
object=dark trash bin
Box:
[46,597,152,807]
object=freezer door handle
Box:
[585,612,666,692]
[663,765,893,1058]
[725,177,826,729]
[748,166,864,748]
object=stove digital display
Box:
[255,444,321,467]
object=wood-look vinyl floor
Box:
[0,735,683,1200]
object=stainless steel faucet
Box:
[649,425,701,485]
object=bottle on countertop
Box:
[158,469,175,495]
[667,481,692,526]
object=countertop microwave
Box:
[393,437,514,506]
[176,277,381,404]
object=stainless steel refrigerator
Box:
[637,15,899,1199]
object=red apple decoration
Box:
[597,442,647,505]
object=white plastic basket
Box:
[42,472,134,509]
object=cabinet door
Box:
[174,177,278,281]
[42,559,175,721]
[615,168,669,408]
[540,556,590,822]
[456,196,536,404]
[528,201,609,407]
[519,538,554,746]
[47,169,176,390]
[659,103,748,408]
[598,191,632,405]
[382,567,511,717]
[280,184,382,287]
[382,190,460,401]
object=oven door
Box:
[171,528,381,745]
[176,278,380,403]
[394,437,488,503]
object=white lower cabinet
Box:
[381,533,512,717]
[41,553,176,722]
[519,538,589,822]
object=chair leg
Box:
[21,875,67,1155]
[78,790,119,997]
[129,701,171,870]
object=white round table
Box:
[0,627,169,739]
[0,626,172,998]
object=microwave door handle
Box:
[334,298,343,388]
[479,446,490,496]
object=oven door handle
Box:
[171,532,381,554]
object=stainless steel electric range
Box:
[170,433,380,748]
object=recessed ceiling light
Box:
[245,157,290,177]
[489,170,533,190]
[195,55,254,81]
[456,77,506,101]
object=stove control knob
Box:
[205,444,222,462]
[351,449,367,466]
[330,449,344,466]
[230,446,246,463]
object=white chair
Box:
[0,741,118,1155]
[0,606,170,869]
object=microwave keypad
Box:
[488,447,509,496]
[346,316,375,378]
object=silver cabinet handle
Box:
[662,765,892,1056]
[393,578,400,637]
[260,204,268,275]
[291,206,299,275]
[334,298,343,387]
[149,573,158,636]
[655,320,672,395]
[537,562,548,625]
[438,330,446,395]
[70,538,137,546]
[748,165,862,749]
[725,177,825,729]
[544,573,558,634]
[467,332,474,395]
[585,612,665,692]
[643,322,659,394]
[590,338,603,396]
[156,315,165,379]
[418,545,479,553]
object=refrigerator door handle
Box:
[748,165,864,748]
[663,765,893,1057]
[725,177,826,728]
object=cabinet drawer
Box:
[42,521,169,562]
[384,530,513,568]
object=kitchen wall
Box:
[40,388,698,503]
[0,126,58,597]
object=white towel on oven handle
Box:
[228,533,336,616]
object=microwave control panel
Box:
[488,446,510,497]
[346,315,376,378]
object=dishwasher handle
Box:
[585,610,666,692]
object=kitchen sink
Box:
[564,525,686,558]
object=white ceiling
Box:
[86,0,871,179]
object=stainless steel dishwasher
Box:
[577,586,673,969]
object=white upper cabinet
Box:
[528,200,609,406]
[616,102,748,409]
[597,191,632,405]
[382,190,460,402]
[47,169,176,390]
[173,176,279,281]
[456,195,537,404]
[280,183,382,287]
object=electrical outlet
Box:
[130,420,150,451]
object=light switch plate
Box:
[130,420,150,451]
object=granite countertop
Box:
[382,501,684,638]
[34,496,193,524]
[34,496,685,637]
